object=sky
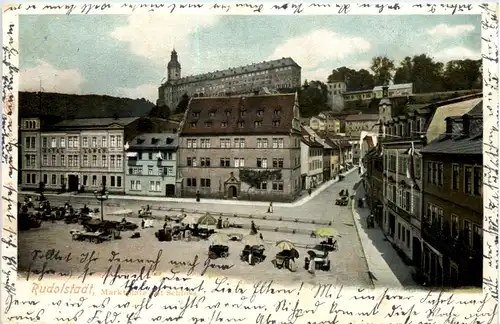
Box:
[20,15,481,103]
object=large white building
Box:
[300,126,324,190]
[158,49,302,112]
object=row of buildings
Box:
[362,88,483,288]
[20,93,356,202]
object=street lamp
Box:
[93,185,109,222]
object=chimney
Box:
[445,117,453,137]
[462,114,470,137]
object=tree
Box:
[393,56,413,84]
[174,93,190,114]
[371,56,395,86]
[409,54,444,93]
[327,67,374,91]
[298,80,329,117]
[443,59,482,90]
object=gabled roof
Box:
[345,114,379,122]
[421,118,482,155]
[179,93,297,136]
[128,133,178,150]
[50,117,139,129]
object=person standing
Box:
[196,190,200,202]
[267,202,273,213]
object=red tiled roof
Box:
[179,94,297,136]
[345,114,379,122]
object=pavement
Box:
[21,167,358,208]
[351,186,418,289]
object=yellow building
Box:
[345,113,379,138]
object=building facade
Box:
[125,133,178,197]
[326,81,347,111]
[344,114,379,138]
[158,49,302,112]
[300,126,324,190]
[373,83,413,99]
[20,117,137,193]
[177,93,302,202]
[420,108,483,287]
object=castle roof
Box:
[179,93,298,136]
[163,57,300,86]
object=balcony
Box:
[421,221,482,264]
[386,200,412,223]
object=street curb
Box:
[351,186,376,289]
[21,167,358,208]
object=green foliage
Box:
[240,169,282,190]
[174,93,190,114]
[370,56,395,86]
[298,80,329,117]
[327,67,374,91]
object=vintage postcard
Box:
[2,2,499,324]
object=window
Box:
[148,166,154,175]
[473,166,482,196]
[438,163,443,186]
[62,175,66,186]
[51,137,57,148]
[83,155,89,167]
[68,156,73,167]
[201,178,211,188]
[464,220,472,248]
[117,176,122,187]
[83,137,89,147]
[43,174,48,184]
[43,155,48,166]
[427,162,432,183]
[256,158,268,168]
[220,158,230,167]
[258,182,267,190]
[111,176,116,187]
[200,158,211,167]
[234,158,244,168]
[234,138,245,148]
[452,164,460,191]
[472,224,482,250]
[51,155,56,166]
[240,110,246,117]
[238,121,244,128]
[150,181,161,192]
[92,137,97,147]
[102,136,107,147]
[220,139,230,148]
[187,157,193,166]
[221,122,227,128]
[272,182,284,191]
[398,223,401,239]
[92,155,97,167]
[273,120,280,127]
[200,139,211,148]
[60,138,65,148]
[167,167,174,176]
[117,136,122,148]
[149,153,153,160]
[404,191,411,212]
[464,166,473,194]
[130,180,142,191]
[51,174,56,185]
[42,137,47,148]
[451,214,459,239]
[254,121,262,127]
[406,229,410,248]
[110,136,116,147]
[272,158,284,168]
[68,137,73,148]
[186,178,197,187]
[92,176,97,186]
[102,155,107,167]
[191,122,197,128]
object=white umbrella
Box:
[209,233,229,245]
[182,214,199,224]
[242,235,264,246]
[109,209,134,216]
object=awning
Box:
[126,152,138,157]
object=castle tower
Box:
[167,49,181,81]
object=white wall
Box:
[300,141,309,175]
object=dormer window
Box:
[192,112,200,118]
[209,110,216,117]
[240,110,246,117]
[238,121,244,128]
[225,110,231,116]
[190,122,197,128]
[273,109,281,116]
[221,122,227,128]
[273,120,280,127]
[254,121,262,127]
[204,122,212,128]
[151,138,159,145]
[257,110,264,116]
[137,138,145,144]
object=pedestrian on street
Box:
[141,219,145,229]
[308,188,312,196]
[267,202,273,213]
[196,190,200,202]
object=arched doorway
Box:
[228,186,237,198]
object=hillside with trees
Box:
[19,91,156,119]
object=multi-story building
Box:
[381,89,483,269]
[343,89,373,103]
[158,49,302,112]
[177,93,302,202]
[373,83,413,99]
[344,113,379,138]
[419,104,483,287]
[300,126,324,190]
[326,81,347,111]
[20,116,179,194]
[125,133,178,197]
[309,116,326,132]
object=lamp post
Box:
[94,185,109,222]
